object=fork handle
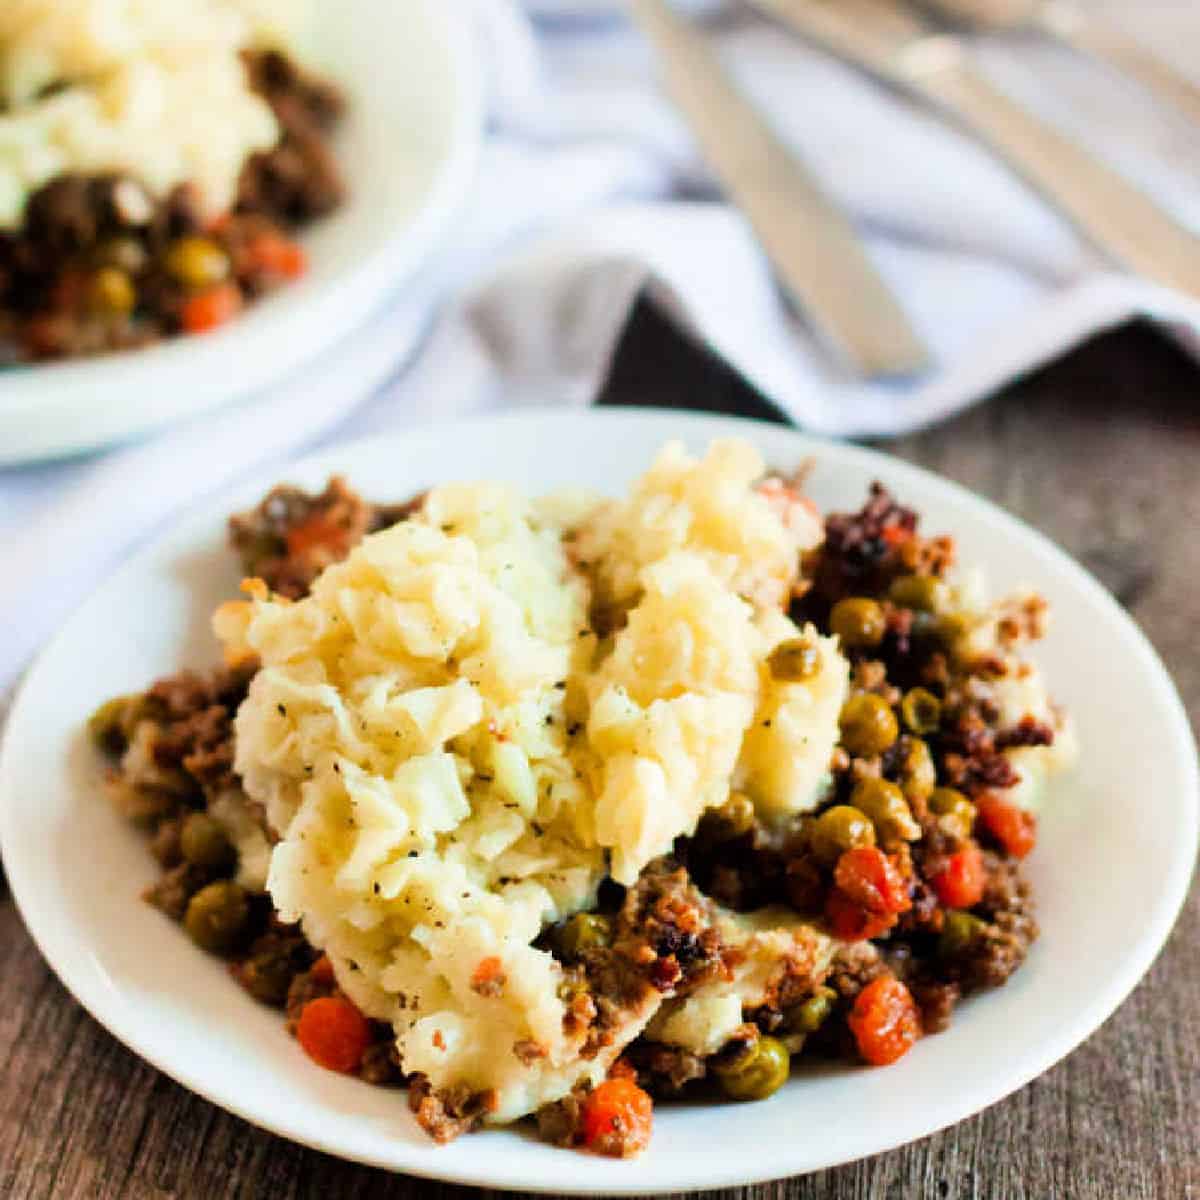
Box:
[918,62,1200,299]
[1041,4,1200,131]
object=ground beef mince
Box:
[227,476,424,599]
[408,1077,499,1145]
[623,1041,708,1096]
[1,50,344,363]
[238,50,346,223]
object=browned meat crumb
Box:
[995,716,1056,750]
[911,979,960,1033]
[143,861,212,921]
[238,49,346,223]
[513,1039,549,1065]
[536,1085,588,1148]
[825,940,887,1002]
[408,1076,498,1144]
[624,1042,708,1097]
[800,482,923,610]
[285,961,336,1031]
[360,1033,405,1087]
[958,854,1039,991]
[149,816,184,868]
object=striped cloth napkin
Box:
[3,0,1200,702]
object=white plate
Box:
[0,0,483,466]
[2,410,1196,1193]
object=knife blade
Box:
[750,0,1200,301]
[628,0,931,378]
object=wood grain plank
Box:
[1,309,1196,1199]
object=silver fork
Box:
[920,0,1200,129]
[750,0,1200,300]
[629,0,931,378]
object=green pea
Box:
[888,574,947,613]
[702,792,757,842]
[934,612,971,647]
[838,693,899,757]
[897,737,937,805]
[767,637,820,682]
[851,777,920,843]
[86,266,136,317]
[165,235,230,290]
[180,812,236,873]
[811,805,876,866]
[900,687,942,735]
[88,695,135,755]
[939,910,988,958]
[554,912,612,961]
[713,1035,791,1101]
[788,988,837,1034]
[184,880,249,954]
[829,598,886,649]
[929,787,977,841]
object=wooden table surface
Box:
[2,305,1197,1199]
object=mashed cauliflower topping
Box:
[0,0,311,227]
[217,441,848,1121]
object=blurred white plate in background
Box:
[0,0,483,466]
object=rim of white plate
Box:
[0,0,484,465]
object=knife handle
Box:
[630,0,931,378]
[1042,5,1200,132]
[918,62,1200,299]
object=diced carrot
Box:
[825,888,896,942]
[834,847,912,917]
[470,956,506,992]
[284,511,350,560]
[976,792,1038,859]
[246,231,308,279]
[848,976,921,1066]
[580,1078,653,1157]
[181,282,242,334]
[296,995,369,1074]
[929,841,986,909]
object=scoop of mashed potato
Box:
[0,0,310,226]
[573,438,822,623]
[218,440,849,1122]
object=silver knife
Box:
[749,0,1200,301]
[628,0,931,378]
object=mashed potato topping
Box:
[574,439,822,621]
[0,0,310,226]
[218,441,849,1121]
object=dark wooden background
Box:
[2,303,1196,1199]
